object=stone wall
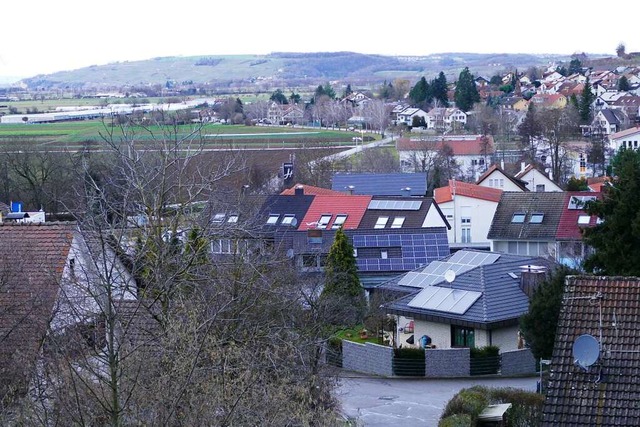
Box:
[342,341,394,377]
[425,348,470,377]
[500,348,536,376]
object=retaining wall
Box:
[425,348,471,377]
[342,341,394,377]
[500,348,536,376]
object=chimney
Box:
[401,187,412,196]
[346,185,355,195]
[294,185,304,196]
[500,159,505,170]
[519,265,547,298]
[520,162,526,173]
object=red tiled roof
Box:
[280,184,343,196]
[0,223,75,396]
[556,191,601,240]
[396,136,494,156]
[434,180,502,204]
[299,195,371,230]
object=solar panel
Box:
[408,286,482,314]
[368,200,422,210]
[448,250,500,266]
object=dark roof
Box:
[543,276,640,426]
[600,108,627,125]
[381,250,555,328]
[359,196,437,229]
[0,223,75,397]
[487,192,566,241]
[331,173,427,196]
[258,194,315,230]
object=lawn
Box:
[333,326,384,345]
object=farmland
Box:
[0,121,367,151]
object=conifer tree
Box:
[454,67,480,112]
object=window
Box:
[212,213,226,223]
[530,213,544,224]
[266,214,279,225]
[579,153,586,173]
[391,217,405,228]
[307,229,323,244]
[374,216,389,229]
[332,214,347,229]
[461,217,471,225]
[281,214,296,226]
[511,213,526,223]
[381,250,388,259]
[461,227,471,243]
[211,239,232,254]
[577,215,591,225]
[451,326,475,348]
[536,184,545,192]
[317,214,332,229]
[227,215,238,223]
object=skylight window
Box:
[227,215,238,223]
[511,213,526,223]
[281,214,296,226]
[317,215,332,229]
[391,217,405,228]
[577,215,591,225]
[374,216,389,229]
[266,214,280,225]
[331,214,347,229]
[529,213,544,224]
[212,213,226,223]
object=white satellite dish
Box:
[572,334,600,369]
[444,269,456,283]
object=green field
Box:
[0,121,368,149]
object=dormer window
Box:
[332,214,347,229]
[529,213,544,224]
[266,214,280,225]
[511,213,526,223]
[317,215,332,229]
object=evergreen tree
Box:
[582,149,640,275]
[520,266,577,360]
[431,71,449,107]
[568,58,583,75]
[289,91,301,104]
[320,228,365,326]
[518,103,542,163]
[578,78,595,123]
[409,76,430,106]
[454,67,480,112]
[344,84,353,97]
[618,76,631,91]
[270,89,288,104]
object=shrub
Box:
[440,385,544,427]
[393,348,424,359]
[470,345,499,358]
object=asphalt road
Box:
[336,374,538,426]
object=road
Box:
[336,374,538,426]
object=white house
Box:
[609,126,640,151]
[476,164,529,192]
[514,163,563,192]
[434,180,502,250]
[396,107,428,126]
[425,108,468,131]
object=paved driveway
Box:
[336,374,538,426]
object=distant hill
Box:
[19,51,581,90]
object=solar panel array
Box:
[368,200,422,211]
[398,250,500,289]
[408,286,482,314]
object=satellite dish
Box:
[444,269,456,283]
[286,249,294,259]
[572,334,600,369]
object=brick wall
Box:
[425,348,470,377]
[500,348,536,376]
[342,341,394,377]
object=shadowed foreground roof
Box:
[543,276,640,426]
[0,223,75,397]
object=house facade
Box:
[434,180,502,250]
[380,249,556,352]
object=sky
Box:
[1,0,638,81]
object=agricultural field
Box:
[0,121,369,151]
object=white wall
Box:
[478,170,523,191]
[490,325,521,352]
[438,195,498,247]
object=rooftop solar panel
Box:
[408,286,482,314]
[368,200,422,210]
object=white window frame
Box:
[374,216,389,229]
[332,214,348,229]
[390,217,405,228]
[317,214,332,229]
[267,214,279,225]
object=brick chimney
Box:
[294,185,304,196]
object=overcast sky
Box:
[1,0,638,80]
